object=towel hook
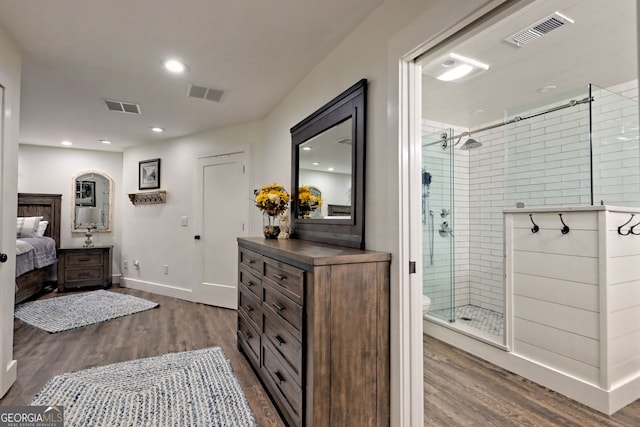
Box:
[630,218,640,236]
[529,214,539,233]
[618,214,634,236]
[559,213,570,234]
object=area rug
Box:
[32,347,256,427]
[14,290,159,333]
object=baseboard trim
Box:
[121,278,193,302]
[424,319,639,415]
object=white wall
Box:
[120,120,264,299]
[17,144,124,281]
[0,21,21,397]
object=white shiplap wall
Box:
[506,207,640,396]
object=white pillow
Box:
[17,216,43,238]
[35,220,49,237]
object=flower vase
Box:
[263,211,281,239]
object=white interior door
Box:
[194,150,249,309]
[0,83,18,397]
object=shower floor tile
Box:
[429,304,504,337]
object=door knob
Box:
[0,253,7,263]
[194,235,201,240]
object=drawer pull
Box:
[245,305,254,312]
[274,335,285,346]
[247,280,254,286]
[242,330,253,340]
[272,302,285,312]
[272,273,286,281]
[274,370,285,385]
[78,258,91,262]
[248,259,255,264]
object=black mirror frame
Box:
[290,79,367,249]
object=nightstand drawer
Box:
[57,246,112,292]
[64,267,103,282]
[65,252,103,267]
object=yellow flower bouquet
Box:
[254,183,289,238]
[297,185,323,218]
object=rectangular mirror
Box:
[291,79,366,248]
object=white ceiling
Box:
[420,0,637,129]
[0,0,383,152]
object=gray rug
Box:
[32,347,256,427]
[14,290,159,333]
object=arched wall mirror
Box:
[291,79,367,248]
[71,170,113,233]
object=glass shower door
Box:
[422,129,454,322]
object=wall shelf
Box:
[128,190,166,205]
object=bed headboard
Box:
[17,193,62,249]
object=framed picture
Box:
[139,158,161,190]
[75,180,96,207]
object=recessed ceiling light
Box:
[424,52,490,83]
[302,147,313,151]
[327,167,335,172]
[471,109,485,115]
[100,139,112,144]
[312,162,320,166]
[61,140,72,146]
[538,85,557,94]
[164,59,188,74]
[151,127,165,133]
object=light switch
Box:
[180,216,188,226]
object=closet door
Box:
[194,150,249,309]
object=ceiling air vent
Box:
[505,11,574,47]
[188,84,225,103]
[334,137,352,145]
[104,99,141,114]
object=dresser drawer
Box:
[238,312,260,365]
[262,343,302,425]
[263,258,304,305]
[64,252,103,267]
[238,284,262,331]
[239,248,263,276]
[63,267,103,283]
[239,266,262,299]
[264,311,302,381]
[264,283,303,336]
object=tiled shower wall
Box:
[422,81,639,315]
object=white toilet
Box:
[422,295,431,316]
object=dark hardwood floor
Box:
[1,287,285,427]
[424,334,640,426]
[5,287,640,426]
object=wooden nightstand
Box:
[57,246,112,292]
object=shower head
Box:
[459,138,483,150]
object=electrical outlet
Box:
[133,260,140,269]
[163,265,169,274]
[123,259,128,270]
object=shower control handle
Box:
[439,221,454,238]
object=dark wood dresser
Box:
[236,237,390,426]
[57,246,112,292]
